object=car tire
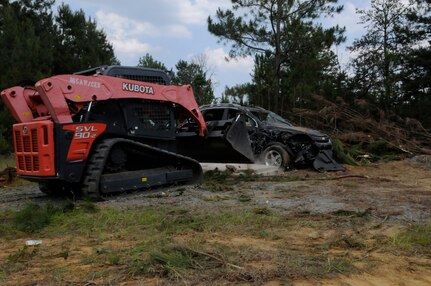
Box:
[260,145,290,168]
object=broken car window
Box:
[252,111,293,127]
[244,115,258,128]
[202,109,224,122]
[227,109,240,120]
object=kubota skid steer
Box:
[1,66,207,200]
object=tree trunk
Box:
[274,0,283,113]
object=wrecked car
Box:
[176,104,344,172]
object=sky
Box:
[58,0,372,97]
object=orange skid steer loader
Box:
[1,66,207,200]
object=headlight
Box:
[311,135,329,142]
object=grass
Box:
[0,201,362,284]
[14,201,75,233]
[0,160,429,284]
[325,257,353,274]
[0,200,77,236]
[202,169,319,193]
[392,221,431,252]
[0,154,15,170]
[7,246,39,263]
[341,183,360,190]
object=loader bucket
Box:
[313,150,345,172]
[225,115,255,162]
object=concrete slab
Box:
[200,163,283,176]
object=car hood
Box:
[266,123,327,137]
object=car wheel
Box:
[261,145,290,168]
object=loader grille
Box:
[15,130,23,152]
[15,130,39,171]
[13,121,55,176]
[115,74,167,85]
[134,105,171,131]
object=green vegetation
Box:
[331,139,359,165]
[331,139,406,166]
[0,154,15,169]
[7,246,39,263]
[0,199,289,238]
[172,58,214,106]
[392,221,431,252]
[363,140,403,161]
[0,0,429,156]
[202,169,333,191]
[208,0,344,112]
[138,54,215,106]
[209,0,430,130]
[14,201,75,233]
[0,201,75,235]
[0,202,362,283]
[3,197,429,284]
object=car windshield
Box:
[252,111,293,127]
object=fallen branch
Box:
[186,248,243,270]
[305,175,369,181]
[372,215,389,229]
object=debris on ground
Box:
[25,240,42,246]
[410,155,431,169]
[200,163,283,176]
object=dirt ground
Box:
[0,158,430,285]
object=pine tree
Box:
[208,0,344,113]
[53,4,118,74]
[0,1,119,154]
[349,0,407,111]
[398,0,431,127]
[172,60,214,105]
[137,53,167,70]
[0,0,55,153]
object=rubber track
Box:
[81,138,203,200]
[81,139,117,200]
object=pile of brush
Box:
[290,95,431,164]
